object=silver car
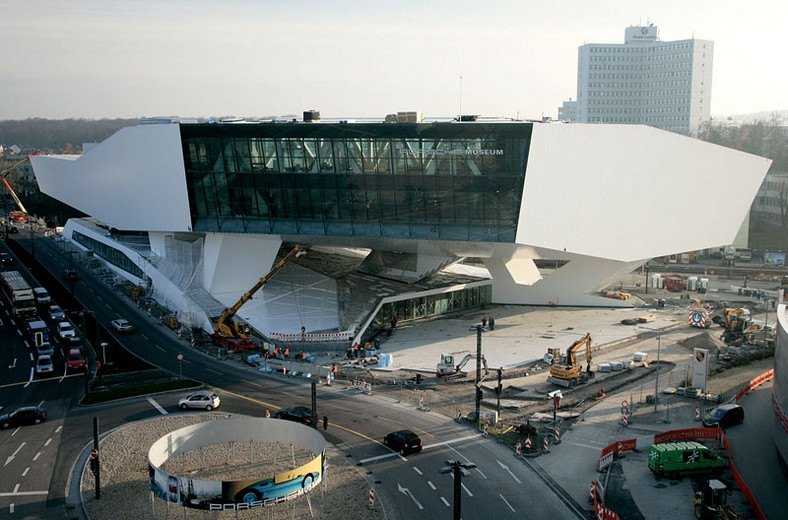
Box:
[178,391,220,411]
[36,354,54,374]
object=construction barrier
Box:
[269,331,354,343]
[543,437,549,453]
[597,427,765,520]
[515,440,521,456]
[349,379,372,393]
[734,368,774,402]
[554,426,560,443]
[368,488,375,508]
[419,394,424,410]
[524,437,532,450]
[695,405,701,421]
[483,421,489,436]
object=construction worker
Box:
[301,352,306,361]
[274,347,281,357]
[332,364,338,374]
[284,347,290,358]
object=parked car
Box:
[63,269,78,281]
[178,391,221,411]
[56,321,76,340]
[275,406,316,425]
[383,429,423,455]
[702,403,744,428]
[111,318,134,333]
[48,305,66,322]
[66,349,85,370]
[35,354,54,374]
[0,252,13,267]
[7,225,18,234]
[61,336,83,354]
[36,341,55,357]
[0,406,47,428]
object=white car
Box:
[56,321,76,340]
[111,318,134,333]
[178,391,221,411]
[36,354,54,374]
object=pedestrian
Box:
[391,315,398,330]
[482,317,487,328]
[489,316,495,330]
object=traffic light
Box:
[89,457,98,475]
[415,373,422,385]
[476,387,483,401]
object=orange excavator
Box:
[547,333,594,387]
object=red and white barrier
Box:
[269,331,354,343]
[695,405,701,421]
[589,480,596,502]
[483,421,489,436]
[543,437,549,453]
[368,488,375,508]
[515,440,521,455]
[524,437,532,450]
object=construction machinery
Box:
[717,308,759,343]
[436,351,488,378]
[0,155,37,219]
[212,245,304,347]
[693,479,741,519]
[547,333,594,387]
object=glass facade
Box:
[180,123,531,242]
[361,284,492,344]
[72,231,146,279]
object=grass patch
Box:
[81,378,202,405]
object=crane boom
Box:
[214,245,303,339]
[0,156,33,215]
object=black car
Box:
[275,406,315,425]
[383,429,422,455]
[63,269,78,281]
[0,406,47,428]
[0,252,12,267]
[702,403,744,428]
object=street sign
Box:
[177,354,184,361]
[90,448,98,459]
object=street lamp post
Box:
[469,325,486,430]
[654,331,661,413]
[440,460,476,520]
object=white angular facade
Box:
[30,120,771,336]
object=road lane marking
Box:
[8,357,16,369]
[155,345,165,352]
[146,397,169,415]
[448,444,487,479]
[562,440,604,451]
[281,391,300,398]
[440,496,450,507]
[359,452,399,464]
[32,452,41,461]
[376,416,403,426]
[141,333,149,341]
[55,426,62,433]
[182,359,192,364]
[37,401,45,408]
[397,483,423,510]
[13,484,19,493]
[499,494,516,512]
[360,433,480,464]
[21,467,29,477]
[412,467,423,475]
[462,482,473,497]
[5,443,26,466]
[496,460,521,484]
[410,426,434,438]
[242,380,262,387]
[424,434,480,450]
[16,329,22,336]
[216,388,280,411]
[206,368,222,375]
[9,503,13,513]
[0,491,48,497]
[44,438,51,447]
[427,481,436,490]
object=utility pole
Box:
[92,416,101,499]
[311,381,318,429]
[474,325,483,429]
[440,460,475,520]
[496,368,502,416]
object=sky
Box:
[1,0,786,121]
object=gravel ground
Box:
[81,413,386,520]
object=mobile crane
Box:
[547,332,594,387]
[212,245,304,347]
[0,155,36,219]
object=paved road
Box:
[726,380,788,520]
[0,232,591,519]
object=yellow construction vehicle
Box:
[718,308,759,343]
[547,333,594,387]
[213,245,304,345]
[0,155,37,218]
[693,479,741,519]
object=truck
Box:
[547,333,594,387]
[0,271,36,316]
[663,276,686,292]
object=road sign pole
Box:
[93,416,101,500]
